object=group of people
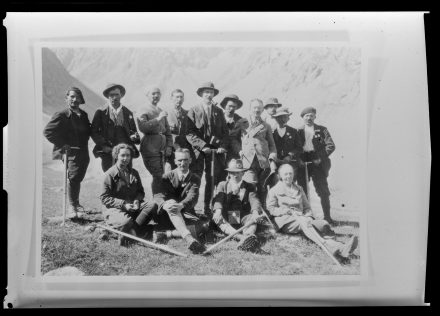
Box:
[44,82,358,261]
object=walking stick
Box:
[60,146,80,227]
[298,218,342,267]
[61,152,68,227]
[97,224,188,257]
[209,149,216,209]
[304,161,312,201]
[202,217,262,255]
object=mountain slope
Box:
[42,47,105,116]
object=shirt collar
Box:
[109,104,123,115]
[176,169,190,180]
[224,114,235,124]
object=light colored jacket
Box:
[240,117,277,169]
[266,181,313,228]
[137,103,173,157]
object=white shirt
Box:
[229,180,243,195]
[176,169,190,182]
[202,103,212,120]
[303,124,315,152]
[225,115,235,124]
[109,104,123,116]
[276,126,286,137]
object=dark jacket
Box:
[224,113,245,160]
[91,105,140,158]
[273,125,302,162]
[154,169,201,212]
[167,106,191,150]
[297,123,335,171]
[43,108,91,160]
[100,164,145,209]
[213,180,262,219]
[186,103,229,159]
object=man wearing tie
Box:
[91,84,140,172]
[186,82,228,215]
[165,89,193,171]
[153,148,209,254]
[240,98,277,203]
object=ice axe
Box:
[304,161,312,201]
[202,216,262,255]
[97,224,188,257]
[61,146,80,227]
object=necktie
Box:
[204,105,211,136]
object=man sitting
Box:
[153,148,209,254]
[267,163,358,263]
[212,159,267,253]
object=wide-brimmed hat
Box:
[225,159,248,172]
[272,106,293,118]
[196,82,219,97]
[264,97,282,109]
[220,94,243,110]
[300,106,317,117]
[103,83,126,98]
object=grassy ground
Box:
[41,161,360,276]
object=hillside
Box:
[42,47,105,116]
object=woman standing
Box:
[44,87,91,219]
[100,143,158,246]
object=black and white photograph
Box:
[40,44,364,276]
[4,12,430,307]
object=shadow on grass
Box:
[333,220,360,228]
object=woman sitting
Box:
[100,143,158,246]
[266,163,358,263]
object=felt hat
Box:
[220,94,243,109]
[66,87,85,104]
[300,106,317,117]
[103,83,126,98]
[225,159,248,172]
[196,82,219,97]
[272,106,293,118]
[264,97,282,109]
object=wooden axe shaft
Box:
[97,224,188,257]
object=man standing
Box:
[165,89,193,171]
[240,98,277,203]
[186,82,228,214]
[296,107,336,224]
[261,97,282,131]
[272,107,303,167]
[137,86,173,195]
[153,149,209,254]
[44,87,91,219]
[91,83,140,172]
[219,94,245,181]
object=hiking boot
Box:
[66,206,79,219]
[324,216,335,226]
[237,234,260,252]
[185,235,206,254]
[152,231,168,244]
[339,235,359,259]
